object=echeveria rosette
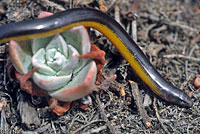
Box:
[9,26,97,102]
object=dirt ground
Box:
[0,0,200,134]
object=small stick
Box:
[114,5,122,26]
[131,19,137,43]
[107,0,119,12]
[39,0,65,11]
[153,98,169,134]
[140,13,198,32]
[129,80,152,127]
[130,0,139,42]
[82,125,107,134]
[71,120,105,134]
[180,75,192,90]
[185,44,198,78]
[163,54,200,62]
[96,94,118,134]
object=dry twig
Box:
[140,13,198,32]
[114,5,122,26]
[70,120,106,134]
[180,75,193,90]
[82,125,107,134]
[163,54,200,62]
[96,94,118,134]
[39,0,65,11]
[107,0,119,12]
[153,98,169,134]
[185,44,198,79]
[129,80,151,127]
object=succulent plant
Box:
[9,26,97,102]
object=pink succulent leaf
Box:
[33,72,72,91]
[38,11,53,18]
[50,61,97,102]
[9,40,32,74]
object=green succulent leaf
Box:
[32,48,57,75]
[45,34,69,57]
[61,26,92,74]
[32,36,52,54]
[57,45,79,76]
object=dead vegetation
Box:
[0,0,200,133]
